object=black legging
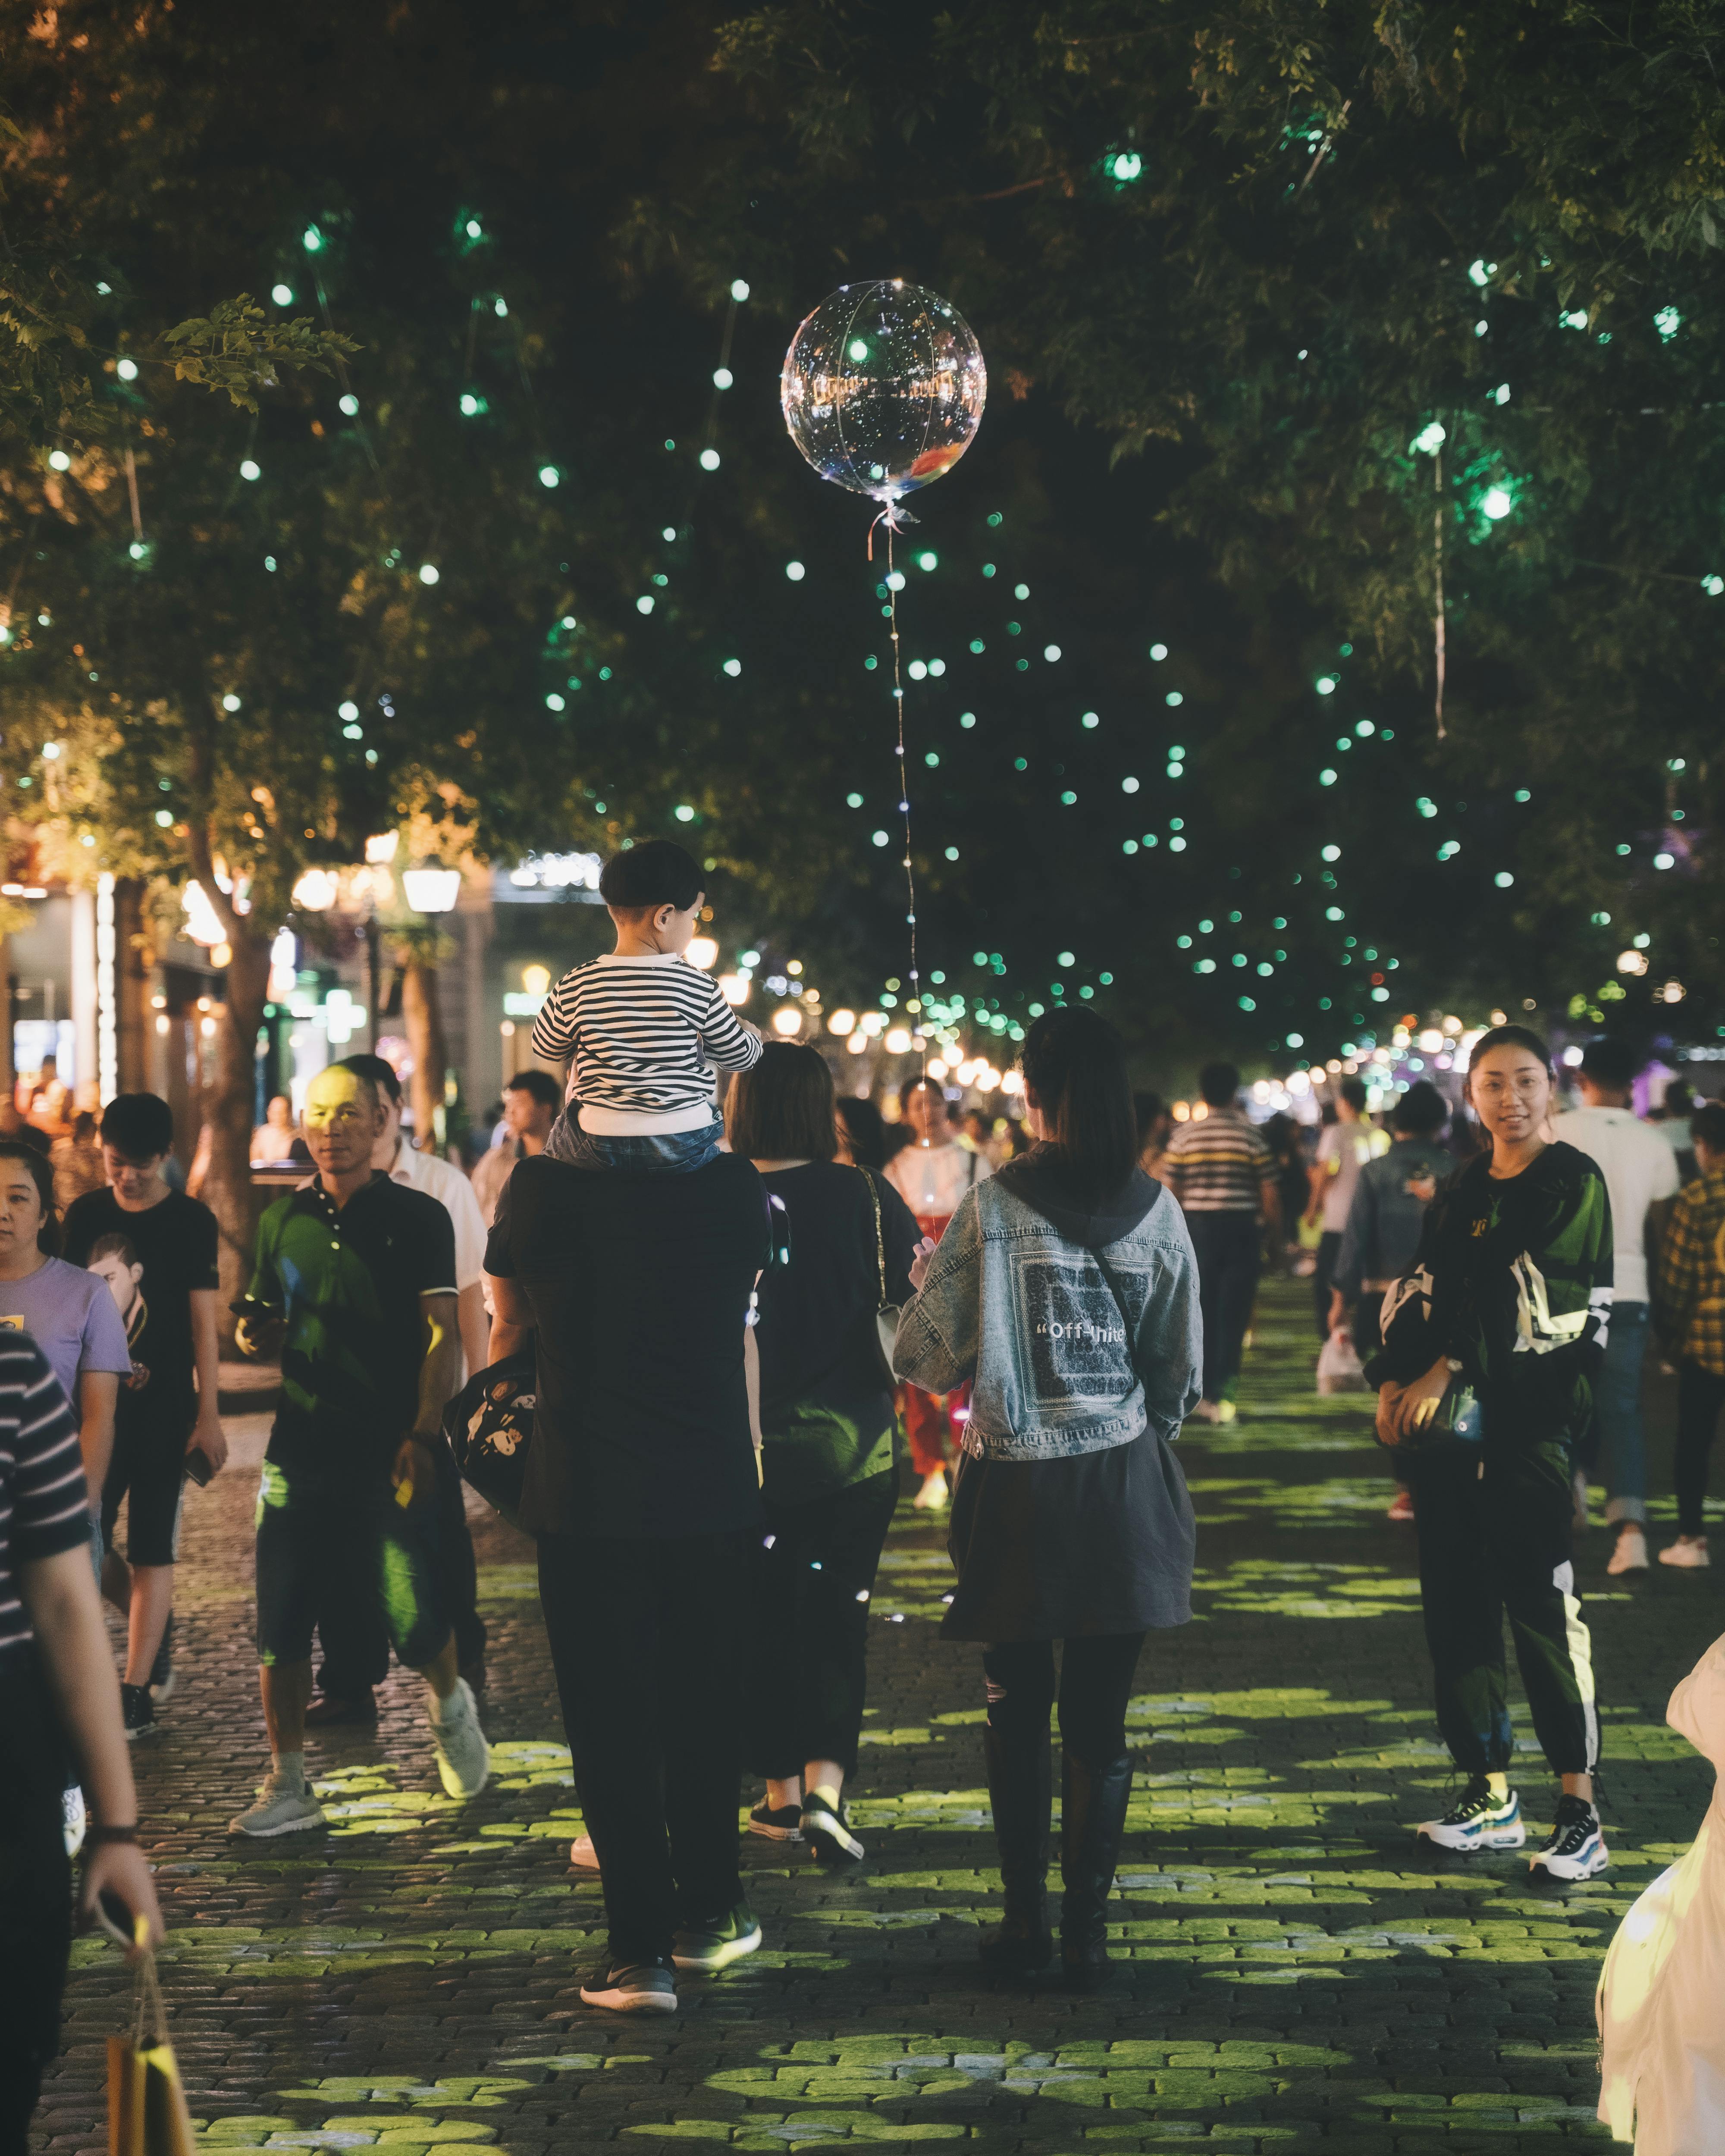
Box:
[1676,1362,1725,1537]
[0,1656,72,2156]
[981,1633,1145,1764]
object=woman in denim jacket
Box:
[894,1009,1201,1985]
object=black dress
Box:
[942,1426,1195,1642]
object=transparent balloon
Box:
[781,281,986,509]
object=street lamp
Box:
[401,862,461,914]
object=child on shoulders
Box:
[530,840,762,1172]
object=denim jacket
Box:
[892,1160,1202,1462]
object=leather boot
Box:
[1060,1754,1132,1989]
[978,1722,1054,1970]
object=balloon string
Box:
[883,520,924,1079]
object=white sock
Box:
[430,1680,468,1725]
[276,1750,306,1792]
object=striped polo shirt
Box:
[0,1332,88,1665]
[530,952,763,1131]
[1162,1105,1275,1213]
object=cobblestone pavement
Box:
[36,1276,1725,2154]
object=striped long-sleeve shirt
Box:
[0,1332,88,1665]
[529,953,763,1131]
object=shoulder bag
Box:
[856,1165,903,1378]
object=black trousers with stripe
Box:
[1410,1436,1599,1780]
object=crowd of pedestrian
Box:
[3,838,1722,2150]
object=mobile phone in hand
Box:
[184,1447,214,1488]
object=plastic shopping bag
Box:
[1316,1328,1367,1395]
[108,1944,195,2156]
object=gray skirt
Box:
[940,1424,1197,1643]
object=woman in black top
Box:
[728,1046,919,1864]
[1369,1025,1613,1882]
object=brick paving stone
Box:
[33,1275,1725,2152]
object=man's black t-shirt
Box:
[63,1188,220,1436]
[486,1152,772,1539]
[244,1174,457,1472]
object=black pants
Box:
[746,1470,897,1780]
[982,1634,1145,1765]
[315,1434,485,1695]
[1675,1362,1725,1537]
[537,1529,751,1966]
[1312,1230,1343,1340]
[0,1655,72,2156]
[1184,1212,1260,1404]
[1411,1440,1599,1778]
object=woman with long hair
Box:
[886,1074,991,1512]
[1369,1025,1613,1880]
[728,1044,920,1863]
[894,1009,1200,1985]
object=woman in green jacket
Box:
[1369,1025,1612,1882]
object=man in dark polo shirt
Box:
[485,1143,772,2014]
[230,1063,490,1837]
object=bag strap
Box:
[1088,1242,1147,1388]
[132,1943,169,2049]
[856,1165,889,1309]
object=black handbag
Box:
[444,1350,536,1528]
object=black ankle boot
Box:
[1060,1754,1132,1989]
[978,1723,1054,1970]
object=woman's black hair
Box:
[0,1140,60,1255]
[1019,1007,1138,1196]
[1465,1023,1554,1082]
[835,1095,887,1170]
[897,1072,948,1117]
[727,1043,839,1162]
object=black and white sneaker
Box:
[1528,1795,1608,1881]
[578,1958,678,2014]
[148,1613,176,1702]
[801,1788,864,1863]
[121,1682,156,1741]
[747,1799,803,1843]
[672,1900,762,1973]
[1416,1778,1525,1852]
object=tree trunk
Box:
[200,923,269,1342]
[401,959,448,1156]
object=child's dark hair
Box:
[1019,1007,1138,1197]
[598,840,702,913]
[0,1141,59,1254]
[1393,1081,1449,1135]
[99,1091,174,1160]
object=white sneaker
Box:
[231,1768,326,1838]
[428,1677,490,1799]
[1659,1536,1711,1569]
[912,1469,949,1511]
[569,1833,600,1872]
[1529,1798,1608,1881]
[1417,1780,1526,1852]
[1606,1526,1649,1576]
[62,1784,87,1859]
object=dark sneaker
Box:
[304,1690,378,1728]
[578,1958,678,2013]
[121,1682,156,1741]
[748,1799,803,1843]
[1416,1778,1525,1853]
[801,1789,863,1863]
[148,1613,176,1702]
[1529,1795,1608,1882]
[672,1902,762,1973]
